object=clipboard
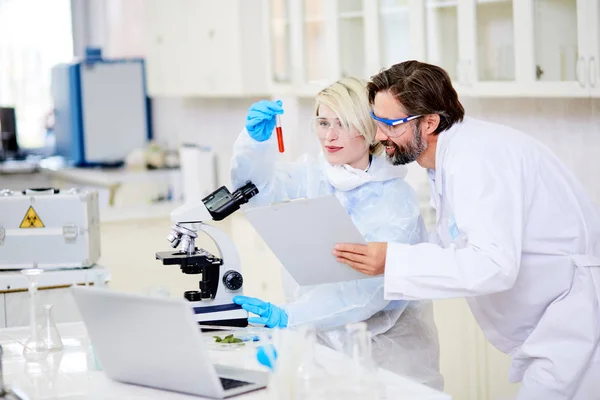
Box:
[244,195,369,286]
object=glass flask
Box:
[40,304,63,351]
[344,322,380,400]
[295,325,329,399]
[21,269,48,361]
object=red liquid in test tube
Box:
[276,115,284,153]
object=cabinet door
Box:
[338,0,366,78]
[376,0,414,70]
[473,0,517,83]
[587,0,600,97]
[144,0,250,97]
[514,0,590,97]
[303,0,327,86]
[421,0,473,94]
[467,0,525,96]
[269,0,294,85]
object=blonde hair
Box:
[314,76,383,155]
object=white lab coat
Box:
[383,117,600,400]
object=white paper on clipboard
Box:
[244,195,369,286]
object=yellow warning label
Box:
[19,206,45,228]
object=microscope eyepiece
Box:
[233,181,259,204]
[202,181,259,221]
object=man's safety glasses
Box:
[370,111,421,138]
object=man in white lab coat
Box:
[333,60,600,400]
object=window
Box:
[0,0,73,149]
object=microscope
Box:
[156,181,258,327]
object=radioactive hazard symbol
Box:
[19,206,45,228]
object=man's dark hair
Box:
[367,61,465,134]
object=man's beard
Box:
[382,123,427,165]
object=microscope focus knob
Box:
[222,270,243,291]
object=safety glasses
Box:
[370,111,421,138]
[310,117,362,139]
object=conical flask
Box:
[41,304,63,351]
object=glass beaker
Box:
[344,322,380,400]
[21,269,48,361]
[295,325,330,400]
[40,304,63,351]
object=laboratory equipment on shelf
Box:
[52,47,151,167]
[155,181,259,327]
[0,188,100,270]
[21,268,48,361]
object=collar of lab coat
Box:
[431,117,466,196]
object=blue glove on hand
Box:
[233,295,288,328]
[245,100,284,142]
[256,345,278,369]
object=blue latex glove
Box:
[233,295,288,328]
[256,345,278,369]
[245,100,284,142]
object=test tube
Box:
[275,115,285,153]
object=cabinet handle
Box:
[576,56,586,88]
[589,57,597,88]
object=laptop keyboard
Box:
[220,377,252,391]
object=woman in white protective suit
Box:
[229,77,443,389]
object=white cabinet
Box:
[411,0,600,97]
[266,0,600,98]
[143,0,269,97]
[266,0,352,96]
[266,0,421,96]
[510,0,590,97]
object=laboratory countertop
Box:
[1,322,451,400]
[0,266,110,292]
[98,201,183,223]
[38,159,181,189]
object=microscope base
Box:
[192,304,248,328]
[198,319,248,331]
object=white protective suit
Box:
[384,117,600,399]
[231,129,443,389]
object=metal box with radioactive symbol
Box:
[0,188,100,270]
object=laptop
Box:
[71,286,268,398]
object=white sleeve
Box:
[230,129,313,205]
[283,277,408,330]
[384,147,526,300]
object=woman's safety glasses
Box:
[370,111,421,138]
[310,117,362,139]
